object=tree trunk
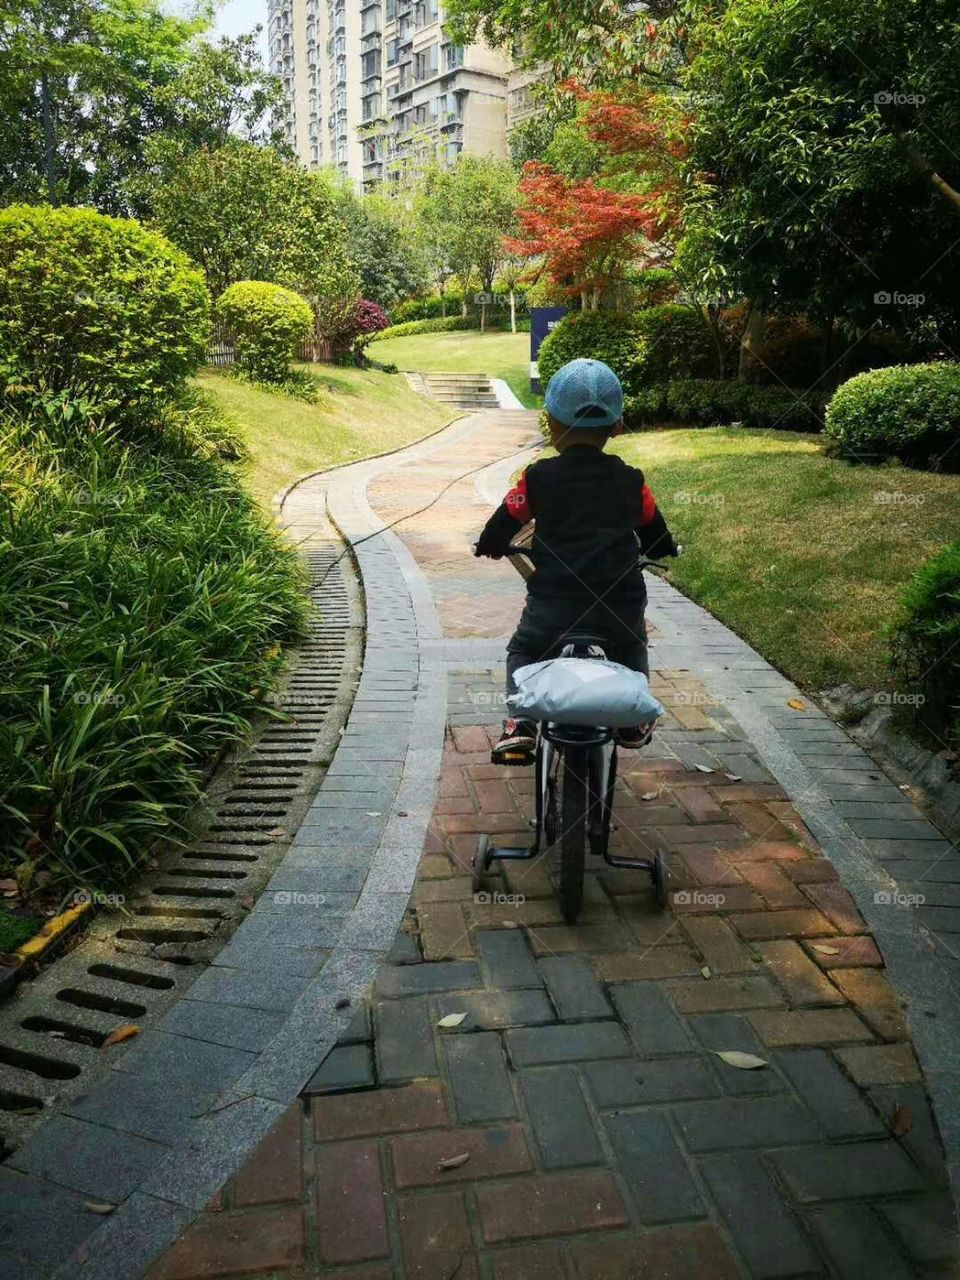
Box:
[509,288,516,334]
[738,302,765,380]
[439,281,447,318]
[41,71,57,206]
[705,303,725,380]
[481,301,487,333]
[929,171,960,215]
[581,288,589,311]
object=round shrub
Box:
[538,312,644,392]
[347,299,390,354]
[634,304,717,386]
[217,280,313,383]
[891,541,960,746]
[824,363,960,467]
[0,204,209,422]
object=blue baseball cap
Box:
[544,358,624,430]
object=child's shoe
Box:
[492,718,537,765]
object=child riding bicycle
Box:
[474,357,678,765]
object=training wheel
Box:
[652,846,670,910]
[472,834,493,892]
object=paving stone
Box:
[376,960,482,997]
[772,1141,926,1201]
[609,982,694,1056]
[445,1031,516,1123]
[538,955,612,1019]
[835,1042,921,1085]
[681,916,756,974]
[337,1002,373,1045]
[489,1244,564,1280]
[433,988,554,1030]
[828,968,907,1040]
[374,996,438,1083]
[730,909,836,941]
[477,1171,628,1242]
[519,1068,604,1168]
[803,935,882,969]
[64,1071,218,1147]
[667,973,783,1014]
[313,1081,448,1140]
[879,1195,960,1264]
[583,1057,719,1108]
[755,939,846,1007]
[0,1167,104,1278]
[673,1094,816,1151]
[688,1013,785,1095]
[774,1048,886,1139]
[748,1008,874,1047]
[418,900,472,960]
[476,930,543,988]
[571,1223,740,1280]
[7,1113,162,1203]
[506,1021,631,1066]
[390,1124,531,1188]
[315,1141,389,1264]
[227,1105,302,1207]
[804,1204,915,1279]
[149,1204,305,1279]
[114,1029,255,1093]
[605,1111,705,1223]
[398,1189,476,1280]
[183,964,315,1013]
[594,947,702,980]
[304,1044,375,1094]
[698,1152,821,1277]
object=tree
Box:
[0,0,284,214]
[145,139,359,312]
[332,186,428,309]
[445,155,518,331]
[680,0,960,369]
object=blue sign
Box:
[530,307,568,395]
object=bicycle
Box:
[472,546,671,925]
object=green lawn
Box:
[370,330,540,409]
[198,366,456,508]
[613,428,960,691]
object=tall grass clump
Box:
[0,393,308,894]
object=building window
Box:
[442,43,464,71]
[414,43,438,81]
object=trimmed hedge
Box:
[0,203,209,424]
[891,540,960,747]
[391,293,465,323]
[538,311,644,391]
[824,362,960,467]
[623,380,825,432]
[217,281,313,384]
[368,316,475,343]
[634,304,717,386]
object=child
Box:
[474,357,678,764]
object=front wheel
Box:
[559,746,588,924]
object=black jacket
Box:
[475,445,677,601]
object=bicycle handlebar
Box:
[505,544,682,570]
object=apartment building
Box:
[268,0,521,190]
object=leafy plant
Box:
[634,304,717,386]
[623,380,825,432]
[217,280,313,384]
[891,541,960,747]
[0,203,209,425]
[367,316,475,343]
[538,311,644,391]
[824,363,960,467]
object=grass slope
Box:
[614,428,960,691]
[199,366,456,507]
[369,330,539,409]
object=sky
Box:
[167,0,269,62]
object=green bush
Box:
[391,293,465,323]
[368,316,475,343]
[0,204,209,424]
[634,304,717,386]
[538,311,644,391]
[891,541,960,747]
[824,362,960,467]
[0,397,307,891]
[623,380,825,431]
[217,281,314,384]
[159,385,247,462]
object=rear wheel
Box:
[559,746,588,924]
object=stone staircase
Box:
[421,372,500,409]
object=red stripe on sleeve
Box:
[638,483,657,527]
[505,471,532,523]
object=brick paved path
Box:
[148,409,958,1280]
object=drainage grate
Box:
[0,533,363,1155]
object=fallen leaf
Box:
[725,773,742,782]
[102,1024,140,1049]
[0,877,17,893]
[83,1201,115,1216]
[502,920,519,929]
[641,791,659,802]
[438,1152,470,1171]
[240,895,255,910]
[787,699,806,710]
[812,944,840,955]
[700,965,712,979]
[694,764,714,774]
[713,1049,768,1070]
[437,1013,467,1029]
[335,997,351,1010]
[397,811,408,818]
[364,812,382,818]
[267,827,287,838]
[891,1105,913,1136]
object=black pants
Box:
[506,593,649,698]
